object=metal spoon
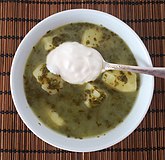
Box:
[103,61,165,78]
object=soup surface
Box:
[24,23,139,138]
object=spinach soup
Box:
[24,23,139,138]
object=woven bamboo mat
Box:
[0,0,165,159]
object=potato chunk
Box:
[49,111,65,127]
[81,28,102,48]
[41,36,54,51]
[102,70,137,92]
[33,63,63,95]
[41,100,65,127]
[84,83,106,108]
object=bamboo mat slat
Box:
[0,0,165,160]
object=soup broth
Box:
[24,23,139,138]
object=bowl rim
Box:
[10,9,154,152]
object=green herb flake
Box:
[86,40,90,45]
[96,121,102,127]
[93,37,97,41]
[47,30,51,34]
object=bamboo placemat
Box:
[0,0,165,159]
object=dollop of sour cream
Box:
[46,42,104,84]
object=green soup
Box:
[24,23,139,138]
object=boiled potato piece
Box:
[33,63,63,95]
[81,28,102,48]
[102,70,137,92]
[52,34,70,47]
[41,36,54,51]
[49,111,65,127]
[84,83,106,108]
[41,100,65,127]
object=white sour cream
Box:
[46,42,104,84]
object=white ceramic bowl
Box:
[10,9,154,152]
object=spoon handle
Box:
[104,62,165,78]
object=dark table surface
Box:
[0,0,165,160]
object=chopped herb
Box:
[87,114,91,120]
[120,71,124,75]
[67,134,71,138]
[78,110,84,113]
[47,30,51,34]
[47,79,59,89]
[33,46,36,51]
[117,74,128,83]
[114,80,119,87]
[96,121,102,127]
[104,73,107,78]
[111,32,117,36]
[86,40,90,45]
[85,90,90,94]
[52,36,63,46]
